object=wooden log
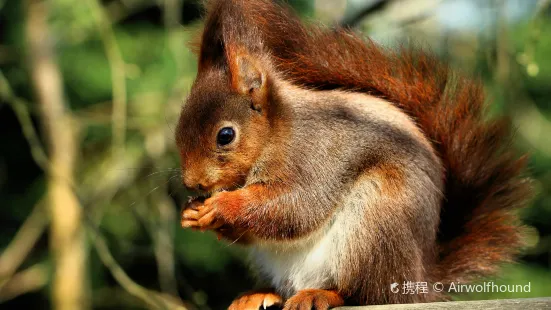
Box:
[337,297,551,309]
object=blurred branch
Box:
[0,45,16,65]
[342,0,443,40]
[73,92,169,131]
[163,0,182,30]
[152,194,179,298]
[80,142,147,208]
[79,115,160,129]
[86,0,128,159]
[131,182,181,299]
[339,0,390,28]
[163,0,192,122]
[105,0,154,24]
[369,3,442,38]
[0,263,49,303]
[494,0,511,85]
[24,1,89,309]
[517,0,551,76]
[492,0,551,157]
[3,7,167,309]
[163,0,184,73]
[514,100,551,157]
[392,2,441,29]
[88,224,187,310]
[0,201,48,291]
[93,287,161,309]
[0,71,49,170]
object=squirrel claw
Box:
[229,290,283,310]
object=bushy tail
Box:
[202,0,533,283]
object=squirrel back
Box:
[197,0,532,285]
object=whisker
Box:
[113,167,180,171]
[226,230,248,246]
[141,170,182,179]
[166,173,184,198]
[129,175,181,208]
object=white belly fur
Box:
[249,224,338,298]
[248,182,372,298]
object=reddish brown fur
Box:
[205,182,332,240]
[370,163,405,196]
[198,0,532,284]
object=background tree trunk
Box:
[24,1,89,309]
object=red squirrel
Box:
[175,0,533,309]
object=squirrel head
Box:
[176,49,276,195]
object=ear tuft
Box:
[236,56,264,95]
[231,55,266,96]
[228,51,269,112]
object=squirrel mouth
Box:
[187,188,230,202]
[187,193,210,203]
[186,183,243,203]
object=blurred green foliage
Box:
[0,0,550,309]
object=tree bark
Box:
[24,1,89,309]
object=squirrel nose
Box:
[183,177,207,193]
[193,183,206,192]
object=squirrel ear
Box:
[229,53,268,112]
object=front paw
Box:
[181,198,223,231]
[229,290,283,310]
[205,190,247,224]
[283,289,344,310]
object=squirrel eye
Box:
[217,127,235,146]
